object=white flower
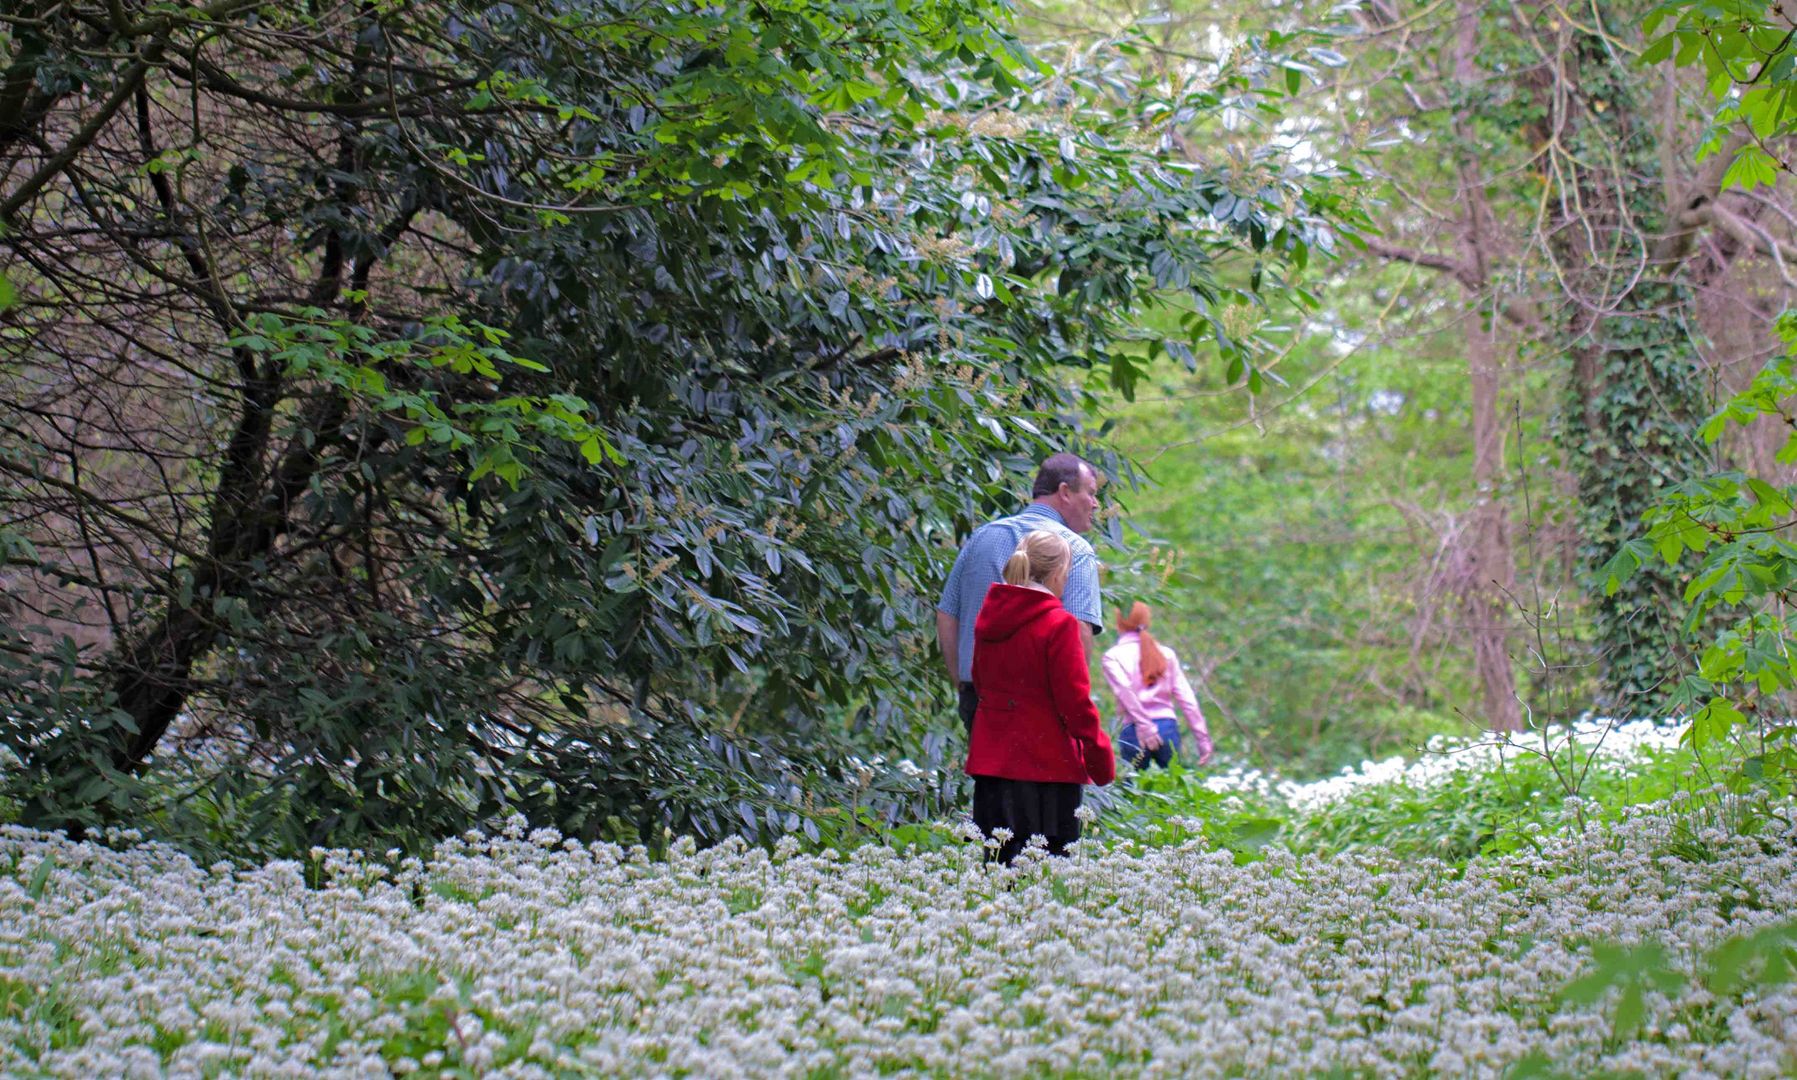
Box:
[0,741,1789,1078]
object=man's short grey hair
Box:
[1032,453,1094,498]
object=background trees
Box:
[1348,0,1797,713]
[1053,0,1797,761]
[0,0,1350,853]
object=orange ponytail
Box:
[1117,601,1167,687]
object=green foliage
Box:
[1546,10,1718,710]
[1644,0,1797,189]
[1703,919,1797,996]
[0,0,1363,855]
[1608,311,1797,794]
[1561,280,1714,710]
[1099,262,1535,769]
[1558,917,1797,1046]
[1095,738,1713,865]
[1560,940,1686,1039]
[226,309,621,486]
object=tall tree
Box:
[1540,5,1718,707]
[1362,0,1527,729]
[1034,0,1797,725]
[1032,0,1537,728]
[1340,0,1796,714]
[1602,0,1797,778]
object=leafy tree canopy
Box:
[0,0,1363,854]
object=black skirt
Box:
[971,776,1082,864]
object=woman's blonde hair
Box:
[1003,530,1072,593]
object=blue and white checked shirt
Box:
[937,503,1102,683]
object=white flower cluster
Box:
[1206,717,1689,812]
[3,793,1794,1078]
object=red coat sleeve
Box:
[1046,612,1115,786]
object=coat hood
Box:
[974,583,1063,643]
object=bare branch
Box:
[1358,236,1470,281]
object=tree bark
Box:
[1463,322,1523,730]
[107,391,345,771]
[1450,0,1524,731]
[100,9,390,775]
[1536,3,1715,710]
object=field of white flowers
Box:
[1199,717,1689,810]
[5,750,1797,1079]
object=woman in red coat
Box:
[966,530,1115,864]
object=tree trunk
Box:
[1540,6,1713,712]
[100,37,377,775]
[1463,322,1523,730]
[1451,0,1523,731]
[105,391,343,772]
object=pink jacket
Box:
[1101,631,1212,749]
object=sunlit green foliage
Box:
[1645,0,1797,188]
[1608,311,1797,795]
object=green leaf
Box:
[1691,697,1745,747]
[25,856,54,901]
[1684,561,1732,604]
[1229,817,1283,850]
[1612,982,1645,1037]
[1504,1051,1556,1079]
[1722,144,1780,191]
[1600,539,1648,596]
[1747,477,1792,515]
[1640,33,1677,66]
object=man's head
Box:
[1032,452,1100,534]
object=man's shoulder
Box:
[966,510,1040,550]
[964,517,1022,553]
[991,508,1094,551]
[980,507,1037,532]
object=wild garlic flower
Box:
[2,784,1794,1077]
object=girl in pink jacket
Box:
[1101,602,1215,768]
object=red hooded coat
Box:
[965,583,1116,786]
